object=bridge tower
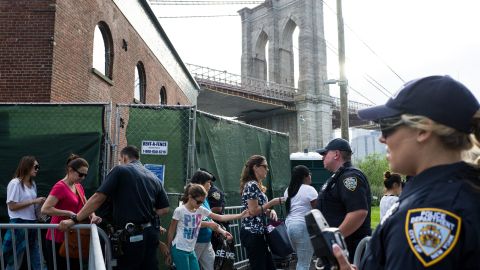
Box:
[239,0,332,152]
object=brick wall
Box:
[0,0,55,102]
[51,0,190,105]
[0,0,191,105]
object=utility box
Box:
[290,152,332,191]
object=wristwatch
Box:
[70,214,79,223]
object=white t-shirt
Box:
[284,184,318,224]
[6,178,37,220]
[380,195,399,220]
[172,205,211,252]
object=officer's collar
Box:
[342,161,352,168]
[129,159,142,166]
[400,161,469,200]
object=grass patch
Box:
[371,206,380,229]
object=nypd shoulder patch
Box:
[405,208,461,267]
[212,191,221,200]
[343,177,357,191]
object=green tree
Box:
[357,153,389,205]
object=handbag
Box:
[263,204,294,258]
[213,225,236,270]
[58,227,90,259]
[59,185,90,259]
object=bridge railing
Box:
[331,96,371,113]
[187,63,373,111]
[187,63,295,102]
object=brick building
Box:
[0,0,199,105]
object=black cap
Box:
[316,138,352,156]
[358,75,479,133]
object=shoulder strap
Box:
[73,184,87,206]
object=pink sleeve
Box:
[49,182,65,201]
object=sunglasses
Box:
[378,117,405,138]
[34,165,40,171]
[194,198,204,205]
[259,164,269,169]
[73,168,88,178]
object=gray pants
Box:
[194,242,215,270]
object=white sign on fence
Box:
[141,140,168,155]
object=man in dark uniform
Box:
[59,145,170,269]
[316,138,371,262]
[200,169,225,215]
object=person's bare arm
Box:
[76,192,107,222]
[201,221,218,229]
[167,219,178,249]
[8,197,45,211]
[155,207,169,216]
[310,199,318,209]
[41,195,75,217]
[209,210,250,222]
[247,197,282,216]
[210,206,223,214]
[338,209,368,237]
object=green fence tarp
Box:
[194,112,291,205]
[0,105,105,222]
[125,107,190,194]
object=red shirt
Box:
[46,180,86,242]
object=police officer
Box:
[59,145,170,269]
[332,75,480,269]
[316,138,372,262]
[201,169,225,215]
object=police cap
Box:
[316,138,352,156]
[357,75,479,133]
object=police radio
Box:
[305,209,349,270]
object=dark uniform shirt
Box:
[360,162,480,270]
[317,161,372,259]
[97,160,169,228]
[208,184,225,213]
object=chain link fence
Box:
[113,104,196,188]
[0,103,112,221]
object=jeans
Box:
[6,239,42,270]
[171,245,200,270]
[286,220,314,270]
[239,229,275,270]
[6,228,43,270]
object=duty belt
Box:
[125,222,152,234]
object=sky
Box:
[150,0,480,106]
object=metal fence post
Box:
[113,105,121,166]
[103,102,113,180]
[186,105,197,182]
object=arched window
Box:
[134,62,146,103]
[159,86,167,105]
[254,31,269,81]
[92,22,113,78]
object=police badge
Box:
[405,208,461,267]
[212,191,221,200]
[343,177,357,191]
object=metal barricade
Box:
[223,206,249,269]
[0,223,113,270]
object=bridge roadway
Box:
[188,64,372,129]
